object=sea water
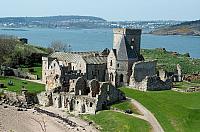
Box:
[0,28,199,58]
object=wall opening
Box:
[120,74,124,82]
[110,60,112,66]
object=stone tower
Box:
[107,28,142,87]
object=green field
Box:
[173,81,200,90]
[0,76,45,94]
[141,49,200,74]
[111,101,141,115]
[82,111,151,132]
[21,67,42,79]
[120,87,200,132]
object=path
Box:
[19,78,45,84]
[127,98,164,132]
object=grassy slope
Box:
[82,111,151,132]
[16,43,48,54]
[141,49,200,74]
[173,81,200,90]
[111,101,141,115]
[120,88,200,132]
[0,76,45,94]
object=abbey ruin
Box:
[38,28,172,114]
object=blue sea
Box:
[0,28,200,58]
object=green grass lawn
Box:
[120,87,200,132]
[173,81,200,90]
[111,101,141,115]
[0,76,45,94]
[21,67,42,79]
[82,111,151,132]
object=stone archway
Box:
[70,99,75,111]
[89,79,100,97]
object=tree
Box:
[50,40,71,52]
[0,38,16,66]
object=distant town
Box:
[0,15,181,32]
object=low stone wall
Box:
[1,90,38,107]
[12,69,38,80]
[172,87,200,93]
[1,67,38,80]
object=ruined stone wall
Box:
[50,93,97,114]
[86,64,106,82]
[42,57,54,83]
[3,90,38,105]
[72,96,97,114]
[131,60,157,82]
[37,91,53,107]
[45,59,64,91]
[96,82,124,111]
[129,75,172,91]
[146,76,172,91]
[74,77,89,95]
[37,78,124,114]
[129,60,172,91]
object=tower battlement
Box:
[113,28,142,35]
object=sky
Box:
[0,0,199,21]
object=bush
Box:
[28,68,34,72]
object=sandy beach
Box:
[0,104,98,132]
[0,105,75,132]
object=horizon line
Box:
[0,15,199,22]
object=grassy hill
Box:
[151,20,200,36]
[141,48,200,74]
[0,38,48,68]
[120,88,200,132]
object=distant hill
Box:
[151,20,200,36]
[0,15,107,29]
[0,16,106,23]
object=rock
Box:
[4,105,8,108]
[124,109,133,114]
[17,108,24,111]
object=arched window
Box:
[110,73,114,81]
[110,60,112,66]
[120,74,124,82]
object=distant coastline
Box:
[1,28,29,31]
[151,19,200,36]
